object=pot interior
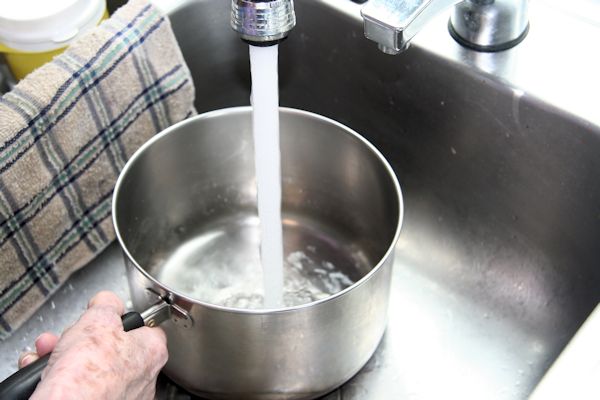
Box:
[113,107,402,309]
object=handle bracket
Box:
[144,288,193,329]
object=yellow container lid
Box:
[0,0,106,53]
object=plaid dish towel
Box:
[0,0,195,339]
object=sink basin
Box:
[162,0,600,398]
[0,0,596,397]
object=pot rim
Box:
[112,106,404,315]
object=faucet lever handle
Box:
[361,0,461,54]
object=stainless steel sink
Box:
[0,0,597,399]
[163,0,600,398]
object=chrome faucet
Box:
[231,0,296,46]
[361,0,529,55]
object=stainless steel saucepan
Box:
[0,107,403,400]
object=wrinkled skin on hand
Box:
[19,291,168,400]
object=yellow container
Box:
[0,1,108,81]
[0,46,65,81]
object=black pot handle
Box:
[121,310,145,331]
[0,311,145,400]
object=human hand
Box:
[19,291,168,400]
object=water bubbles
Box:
[164,249,354,309]
[282,251,354,306]
[223,293,263,309]
[288,251,308,270]
[326,272,354,293]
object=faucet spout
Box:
[231,0,296,46]
[361,0,529,55]
[362,0,460,55]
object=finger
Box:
[18,351,39,369]
[87,291,124,315]
[35,332,59,356]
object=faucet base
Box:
[448,20,529,52]
[449,0,529,52]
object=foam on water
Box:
[211,249,355,309]
[157,238,355,309]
